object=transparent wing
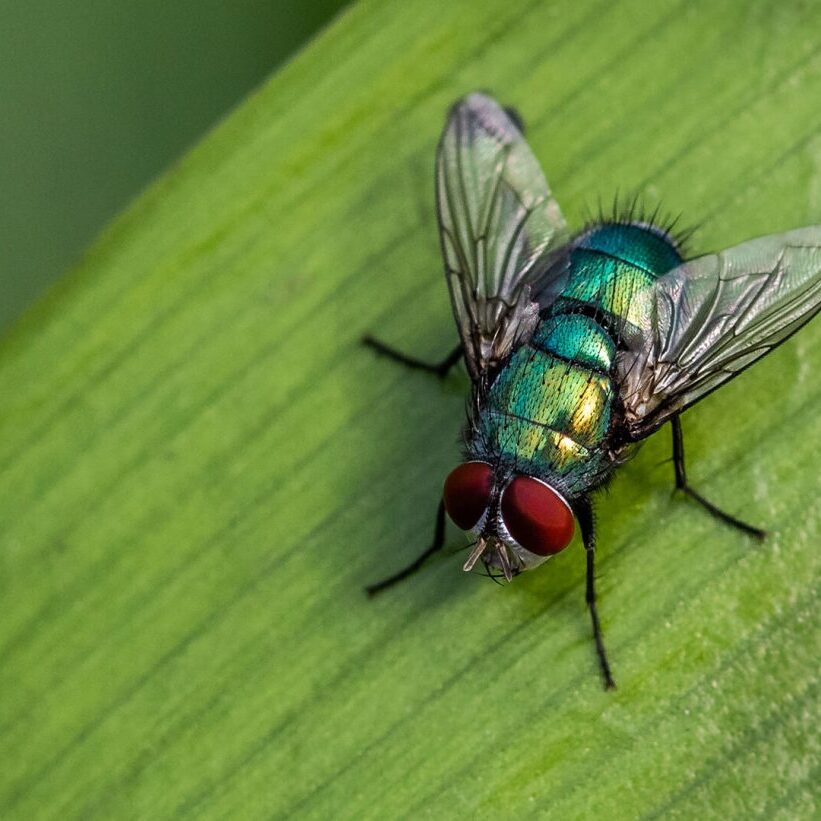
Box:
[617,226,821,438]
[436,92,568,380]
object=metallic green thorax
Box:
[472,223,682,497]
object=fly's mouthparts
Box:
[462,537,515,582]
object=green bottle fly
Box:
[365,92,821,689]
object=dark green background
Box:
[0,0,346,331]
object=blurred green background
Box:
[0,0,347,332]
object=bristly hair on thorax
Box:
[580,190,698,259]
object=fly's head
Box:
[442,461,575,581]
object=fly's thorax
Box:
[566,221,684,327]
[576,221,683,272]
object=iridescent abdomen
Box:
[473,222,683,496]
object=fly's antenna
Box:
[496,542,514,582]
[463,537,489,572]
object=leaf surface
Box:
[1,1,819,817]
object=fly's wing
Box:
[436,93,569,380]
[617,226,821,439]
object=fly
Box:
[364,92,821,689]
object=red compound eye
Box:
[501,476,575,555]
[443,462,493,530]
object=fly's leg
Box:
[362,336,459,592]
[366,499,447,596]
[671,416,766,539]
[575,498,616,690]
[362,336,463,378]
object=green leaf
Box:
[1,0,819,817]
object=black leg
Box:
[671,416,765,539]
[575,497,616,690]
[362,335,462,378]
[365,499,447,596]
